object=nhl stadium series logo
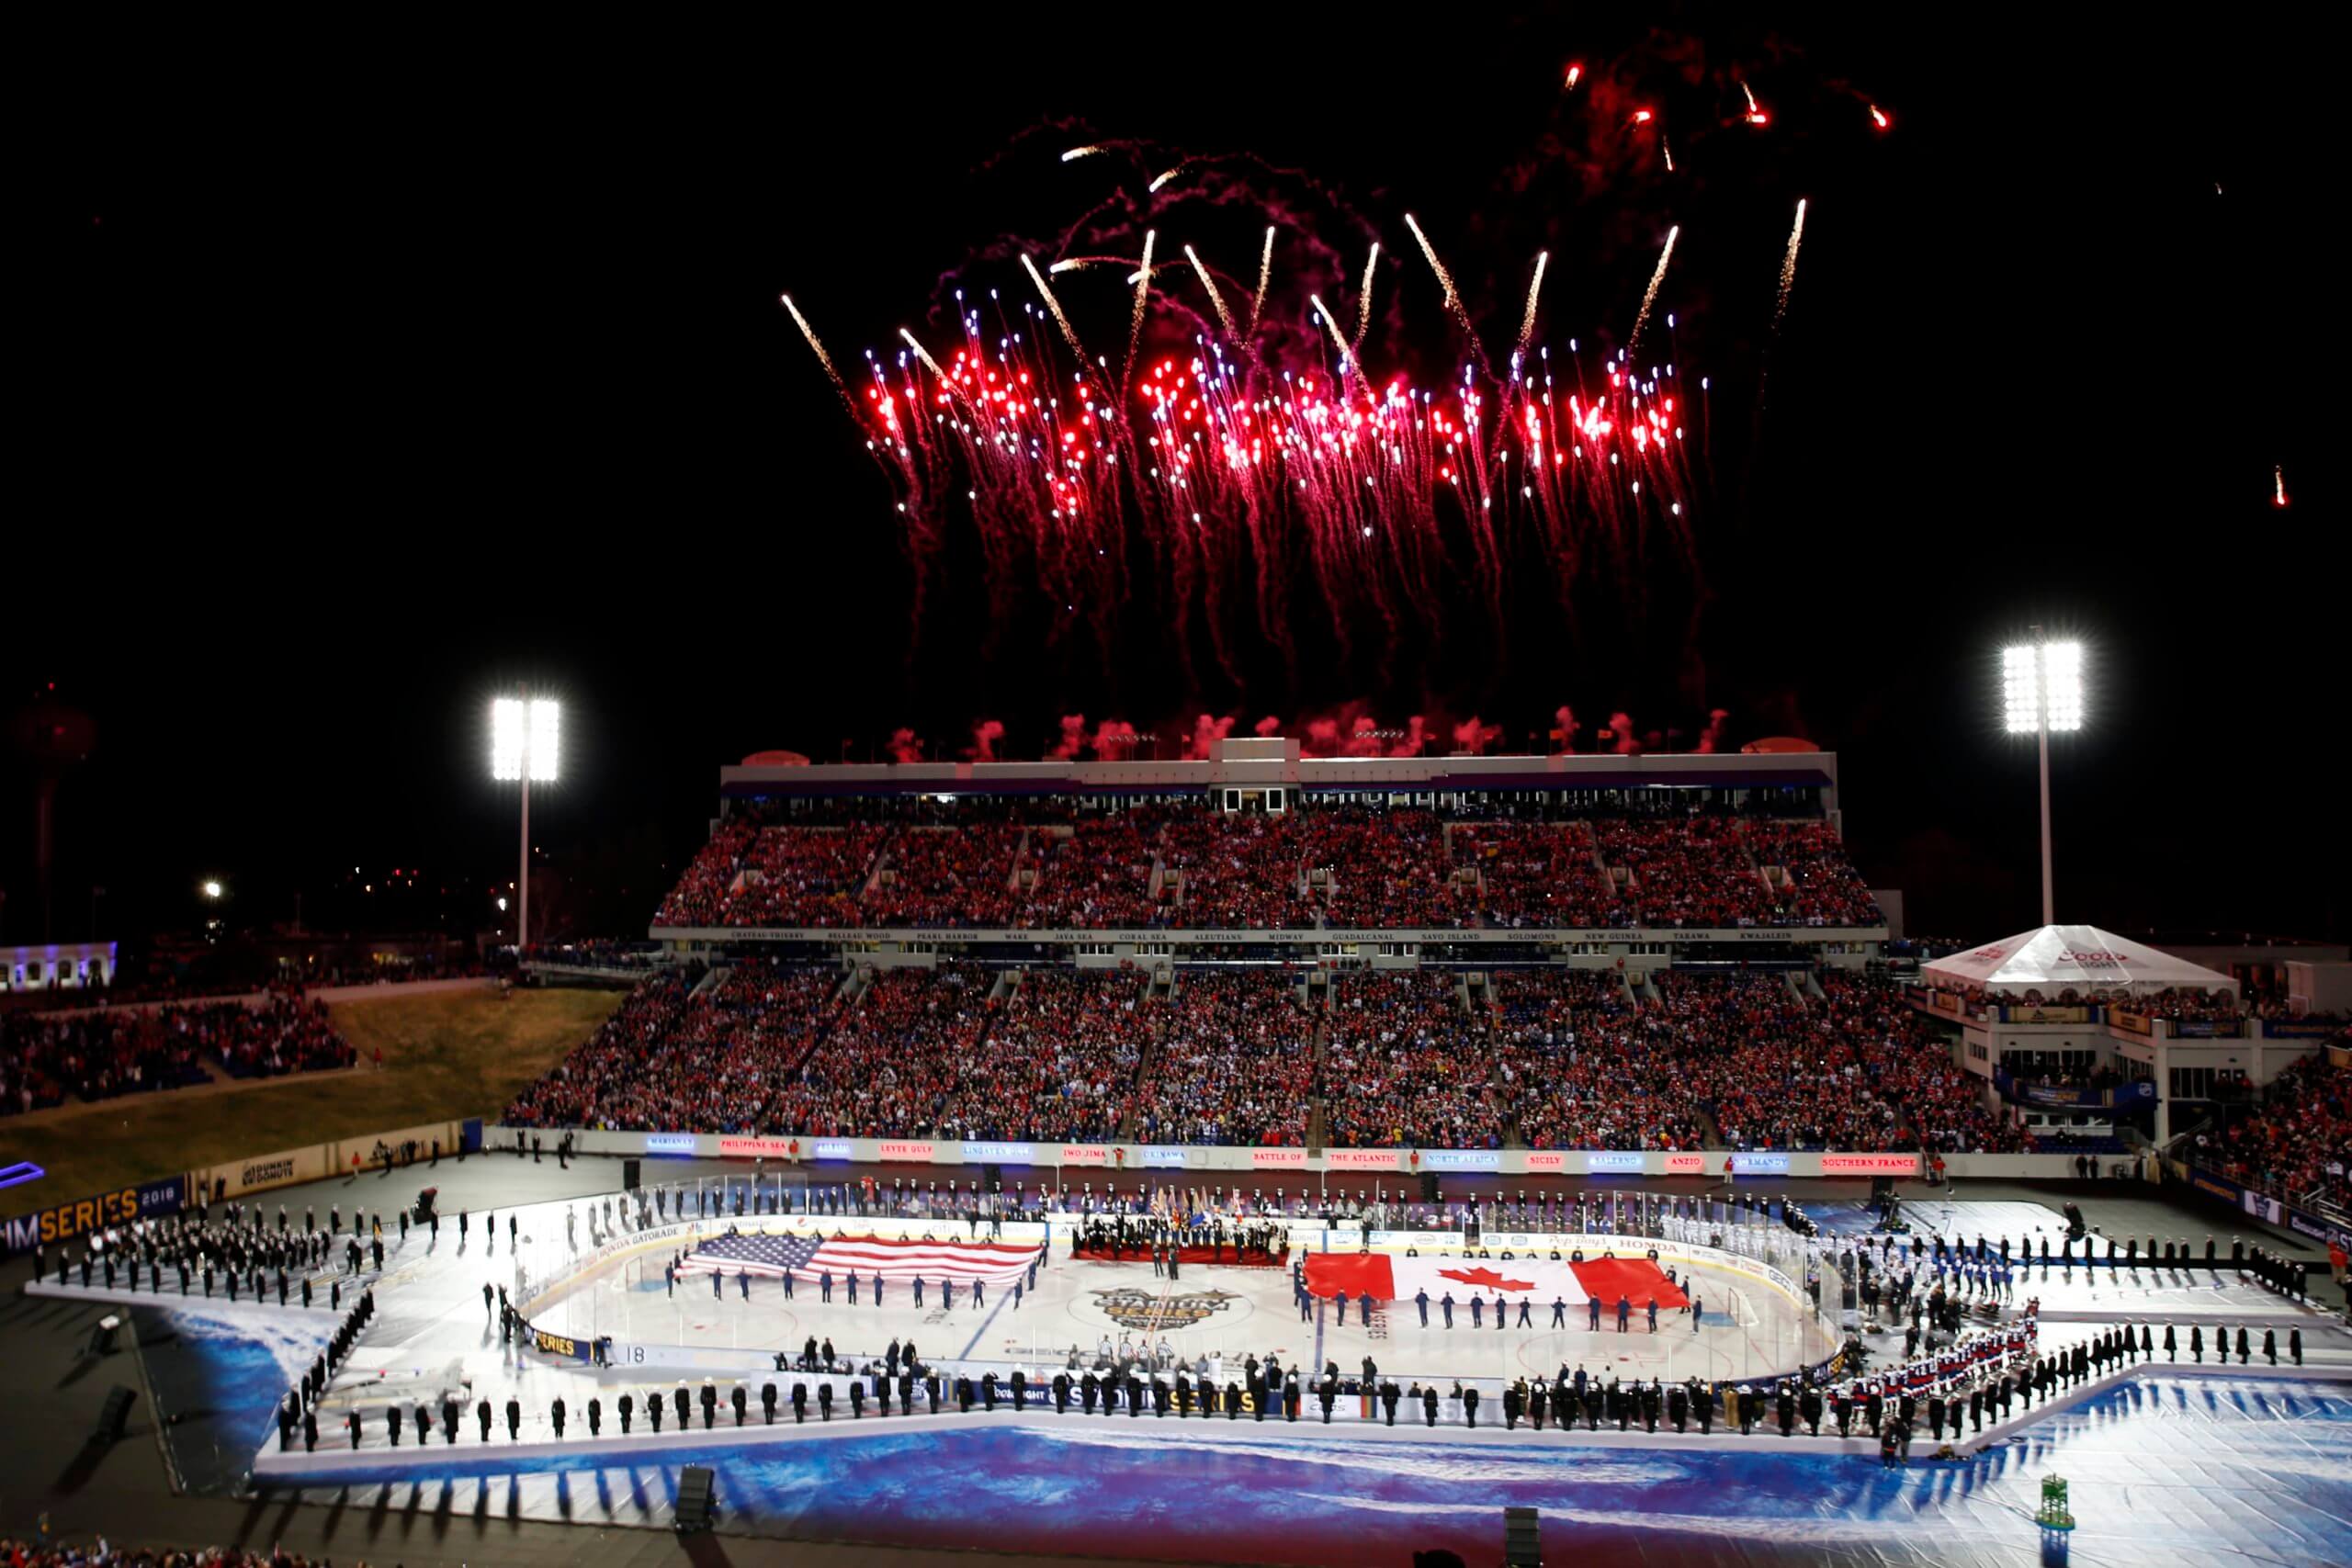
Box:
[1091,1287,1239,1330]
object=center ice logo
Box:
[1091,1287,1239,1330]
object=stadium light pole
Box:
[492,695,560,955]
[2001,630,2083,926]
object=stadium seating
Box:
[650,804,1882,932]
[2,996,351,1114]
[2201,1053,2350,1209]
[1128,970,1315,1145]
[1320,972,1494,1148]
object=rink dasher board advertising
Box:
[1,1173,188,1257]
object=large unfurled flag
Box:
[677,1231,1040,1285]
[1303,1252,1691,1309]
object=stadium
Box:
[7,738,2347,1568]
[12,16,2346,1568]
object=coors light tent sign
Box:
[1921,923,2240,999]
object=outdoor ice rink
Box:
[532,1237,1836,1390]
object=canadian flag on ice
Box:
[1305,1254,1589,1304]
[1303,1253,1690,1309]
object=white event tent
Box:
[1922,924,2239,998]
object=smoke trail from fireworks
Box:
[1404,213,1485,358]
[779,294,852,409]
[2274,465,2290,506]
[1148,163,1188,192]
[1021,252,1088,364]
[1516,251,1549,357]
[1774,199,1807,330]
[1184,243,1236,335]
[1351,243,1381,356]
[898,327,946,379]
[1251,226,1275,333]
[1123,229,1157,394]
[1663,140,1675,173]
[1628,225,1679,355]
[1308,294,1357,381]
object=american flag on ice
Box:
[677,1231,1039,1286]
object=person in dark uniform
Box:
[733,1384,750,1426]
[504,1397,522,1440]
[1012,1369,1028,1411]
[1801,1383,1823,1436]
[1927,1389,1945,1440]
[818,1382,835,1421]
[1462,1383,1480,1428]
[549,1397,566,1439]
[1422,1384,1440,1427]
[1502,1382,1522,1430]
[416,1400,434,1445]
[849,1380,865,1419]
[1416,1289,1430,1325]
[1080,1371,1099,1415]
[386,1404,403,1447]
[1694,1382,1713,1435]
[1382,1380,1401,1427]
[346,1409,363,1450]
[1668,1381,1690,1433]
[700,1382,719,1427]
[2189,1325,2203,1363]
[1054,1372,1071,1414]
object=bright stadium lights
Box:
[490,694,560,954]
[491,697,560,782]
[2000,630,2085,926]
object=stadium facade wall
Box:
[492,1126,2090,1180]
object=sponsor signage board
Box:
[716,1135,798,1158]
[1819,1154,1918,1175]
[3,1174,187,1258]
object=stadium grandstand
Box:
[510,739,2029,1153]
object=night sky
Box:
[15,13,2343,953]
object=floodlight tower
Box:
[2000,630,2083,926]
[492,695,560,953]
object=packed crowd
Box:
[930,971,1148,1143]
[1600,817,1775,928]
[1319,972,1494,1148]
[1306,809,1466,929]
[2199,1053,2350,1208]
[1157,814,1314,928]
[501,961,2020,1155]
[1130,970,1314,1146]
[1649,971,2023,1154]
[863,826,1024,926]
[1,995,353,1113]
[654,819,888,927]
[650,804,1883,931]
[503,964,845,1133]
[1452,821,1620,928]
[1016,817,1162,928]
[1490,970,1704,1150]
[1747,820,1884,926]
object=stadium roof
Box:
[1922,924,2240,996]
